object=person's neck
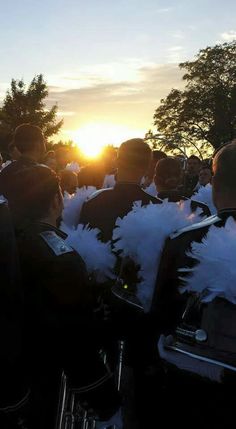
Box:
[39,215,57,227]
[216,198,236,212]
[116,171,142,185]
[21,152,38,162]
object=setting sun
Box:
[66,122,145,158]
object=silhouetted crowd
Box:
[0,123,236,429]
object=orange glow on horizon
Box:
[65,122,145,158]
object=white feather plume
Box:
[192,184,216,215]
[66,161,80,173]
[61,186,96,229]
[180,217,236,304]
[144,182,157,197]
[113,200,202,312]
[65,225,116,282]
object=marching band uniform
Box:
[0,201,29,428]
[151,208,236,427]
[15,221,120,428]
[79,182,162,242]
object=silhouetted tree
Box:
[0,74,63,151]
[152,42,236,155]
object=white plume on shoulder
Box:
[144,182,157,197]
[103,174,116,189]
[192,184,216,215]
[113,200,202,312]
[62,186,97,229]
[180,217,236,304]
[65,224,116,282]
[66,161,80,173]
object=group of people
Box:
[0,123,235,428]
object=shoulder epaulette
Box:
[40,231,74,256]
[87,188,111,201]
[170,214,220,240]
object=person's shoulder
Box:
[85,188,113,204]
[0,160,17,176]
[170,214,220,240]
[191,199,211,216]
[18,223,74,258]
[141,188,162,204]
[39,230,74,256]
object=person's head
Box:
[60,170,78,194]
[12,165,63,225]
[77,161,105,189]
[198,167,212,186]
[146,150,167,180]
[117,138,152,183]
[43,151,57,171]
[8,142,21,161]
[55,147,69,171]
[187,155,201,176]
[212,142,236,210]
[13,124,45,161]
[154,157,182,192]
[102,146,117,173]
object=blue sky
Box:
[0,0,236,145]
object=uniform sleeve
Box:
[151,237,186,333]
[79,201,90,226]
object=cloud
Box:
[46,62,184,137]
[220,31,236,41]
[172,31,185,40]
[167,46,185,63]
[155,7,173,13]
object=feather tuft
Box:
[180,217,236,304]
[192,184,216,215]
[62,186,96,229]
[113,200,202,312]
[65,225,116,282]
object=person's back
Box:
[0,200,29,428]
[80,183,160,241]
[13,165,120,428]
[152,142,236,427]
[80,138,162,241]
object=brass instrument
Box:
[55,342,124,429]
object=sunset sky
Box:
[0,0,236,153]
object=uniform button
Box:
[60,245,66,251]
[195,329,207,342]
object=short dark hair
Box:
[118,138,151,170]
[213,142,236,195]
[12,165,60,221]
[13,124,44,153]
[77,161,104,189]
[188,155,201,163]
[152,150,167,162]
[155,157,182,189]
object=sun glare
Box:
[67,122,145,158]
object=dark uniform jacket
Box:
[15,221,120,427]
[151,209,236,331]
[0,202,27,414]
[149,209,236,427]
[79,182,162,242]
[0,157,37,202]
